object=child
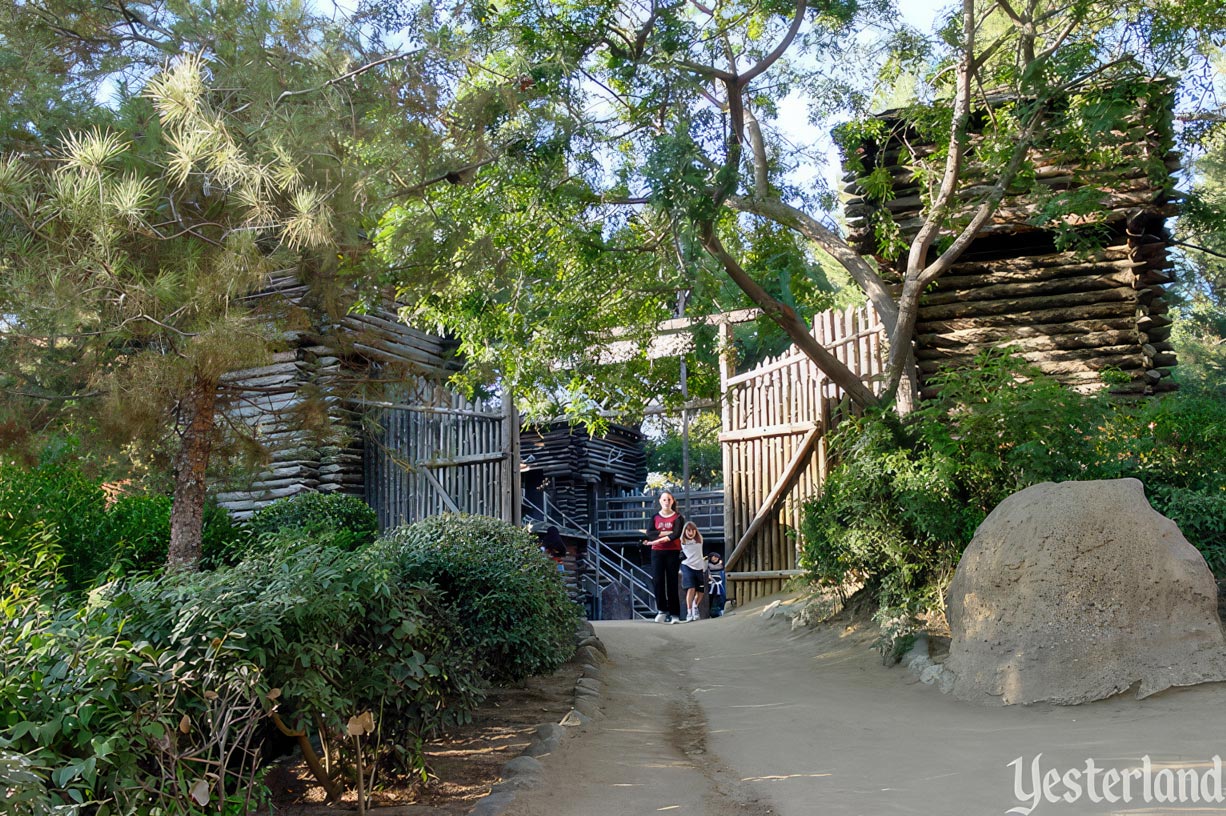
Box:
[678,521,706,622]
[705,552,726,617]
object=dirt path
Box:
[503,620,773,816]
[507,607,1226,816]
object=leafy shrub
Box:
[110,544,483,779]
[0,749,56,816]
[235,492,378,561]
[1,524,63,601]
[0,462,108,592]
[800,349,1226,649]
[0,589,272,814]
[1,544,485,811]
[381,514,581,684]
[102,494,248,574]
[1154,487,1226,574]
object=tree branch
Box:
[737,0,807,87]
[275,51,420,106]
[741,103,770,197]
[698,221,880,408]
[391,153,503,198]
[1169,238,1226,260]
[905,0,975,283]
[726,194,899,335]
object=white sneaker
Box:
[689,610,699,621]
[668,614,679,624]
[655,612,669,623]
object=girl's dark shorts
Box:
[680,564,707,590]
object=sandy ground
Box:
[505,605,1226,816]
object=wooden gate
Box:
[362,378,519,530]
[719,305,885,604]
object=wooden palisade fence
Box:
[719,305,885,604]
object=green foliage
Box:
[0,524,63,602]
[801,349,1226,648]
[0,750,55,816]
[1171,301,1226,390]
[645,411,723,488]
[0,543,487,810]
[380,514,581,684]
[109,545,483,773]
[237,490,372,553]
[0,461,107,592]
[0,461,249,594]
[102,494,247,574]
[0,589,273,814]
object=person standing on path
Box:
[644,490,684,624]
[678,521,707,622]
[705,552,726,617]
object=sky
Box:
[772,0,955,208]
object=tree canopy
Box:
[363,0,1226,412]
[3,0,1225,565]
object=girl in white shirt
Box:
[679,521,707,622]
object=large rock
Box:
[944,478,1226,705]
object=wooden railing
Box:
[595,490,725,545]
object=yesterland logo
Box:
[1007,754,1226,814]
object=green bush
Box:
[110,545,482,774]
[0,462,108,592]
[0,459,252,591]
[380,514,581,684]
[235,492,378,562]
[0,749,55,816]
[800,349,1226,648]
[0,588,272,814]
[102,494,249,574]
[1,544,486,811]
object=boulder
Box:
[944,478,1226,705]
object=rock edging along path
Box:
[488,604,1226,816]
[465,621,612,816]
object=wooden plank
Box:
[725,425,822,571]
[726,570,806,580]
[350,399,504,419]
[719,322,735,560]
[500,397,513,523]
[420,450,460,512]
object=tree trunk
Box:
[167,376,219,570]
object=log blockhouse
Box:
[519,420,648,533]
[215,274,516,527]
[841,83,1179,396]
[518,421,649,619]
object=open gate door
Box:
[719,305,884,605]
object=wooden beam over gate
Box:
[600,308,762,364]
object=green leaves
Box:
[381,514,581,683]
[801,349,1226,649]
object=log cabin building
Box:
[840,82,1179,397]
[214,274,517,527]
[519,420,648,534]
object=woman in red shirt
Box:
[643,490,685,623]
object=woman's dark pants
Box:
[650,549,682,617]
